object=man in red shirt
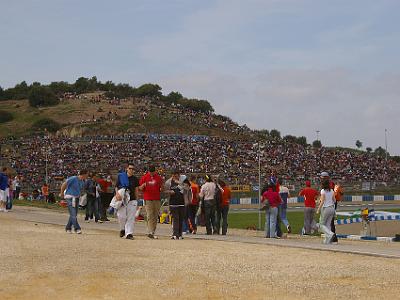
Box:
[189,175,200,234]
[299,180,319,235]
[97,172,114,222]
[139,165,163,239]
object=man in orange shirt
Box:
[189,175,200,234]
[299,180,319,235]
[215,180,231,235]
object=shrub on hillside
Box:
[0,110,13,123]
[31,118,62,133]
[28,86,59,107]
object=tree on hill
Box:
[355,140,363,149]
[366,147,372,153]
[270,129,281,139]
[31,118,62,133]
[312,140,322,148]
[0,110,13,123]
[28,86,59,107]
[283,135,297,143]
[164,91,184,104]
[49,81,71,95]
[374,146,388,158]
[296,136,308,147]
[135,83,162,99]
[2,81,30,100]
[0,86,4,100]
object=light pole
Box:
[384,129,388,162]
[316,130,320,142]
[258,142,261,231]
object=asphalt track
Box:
[6,206,400,259]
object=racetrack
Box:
[1,207,400,300]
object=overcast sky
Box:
[1,0,399,154]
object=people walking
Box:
[84,172,99,223]
[165,170,185,239]
[60,170,88,234]
[0,167,9,212]
[278,184,291,234]
[139,165,163,239]
[113,164,139,240]
[189,176,200,234]
[97,172,114,222]
[215,180,231,235]
[199,175,217,235]
[299,180,319,235]
[262,183,282,238]
[316,179,336,244]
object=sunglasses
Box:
[128,167,134,170]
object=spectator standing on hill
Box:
[215,180,231,235]
[139,165,163,239]
[97,172,114,222]
[262,183,282,238]
[0,167,9,212]
[316,179,336,244]
[60,170,88,234]
[299,180,319,235]
[199,175,217,235]
[164,170,185,239]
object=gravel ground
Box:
[1,213,400,300]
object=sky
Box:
[1,0,399,154]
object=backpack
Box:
[117,172,129,189]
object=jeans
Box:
[100,192,113,220]
[170,206,185,237]
[66,198,81,231]
[145,200,161,234]
[14,187,20,200]
[318,206,335,241]
[216,206,229,235]
[304,207,317,234]
[85,194,99,221]
[204,200,216,235]
[187,204,198,232]
[265,207,278,238]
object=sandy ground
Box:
[1,211,400,300]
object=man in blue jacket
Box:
[0,167,9,212]
[60,170,88,234]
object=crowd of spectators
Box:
[1,134,399,192]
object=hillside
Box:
[0,92,256,139]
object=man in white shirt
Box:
[199,175,217,235]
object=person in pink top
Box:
[262,183,282,238]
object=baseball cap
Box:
[320,171,329,177]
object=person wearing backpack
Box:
[113,163,139,240]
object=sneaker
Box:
[85,219,90,223]
[171,235,178,240]
[98,220,103,223]
[66,229,72,234]
[120,230,125,238]
[178,236,184,240]
[148,233,155,239]
[126,234,134,240]
[331,234,338,243]
[287,225,292,234]
[75,229,82,234]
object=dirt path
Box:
[1,209,400,300]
